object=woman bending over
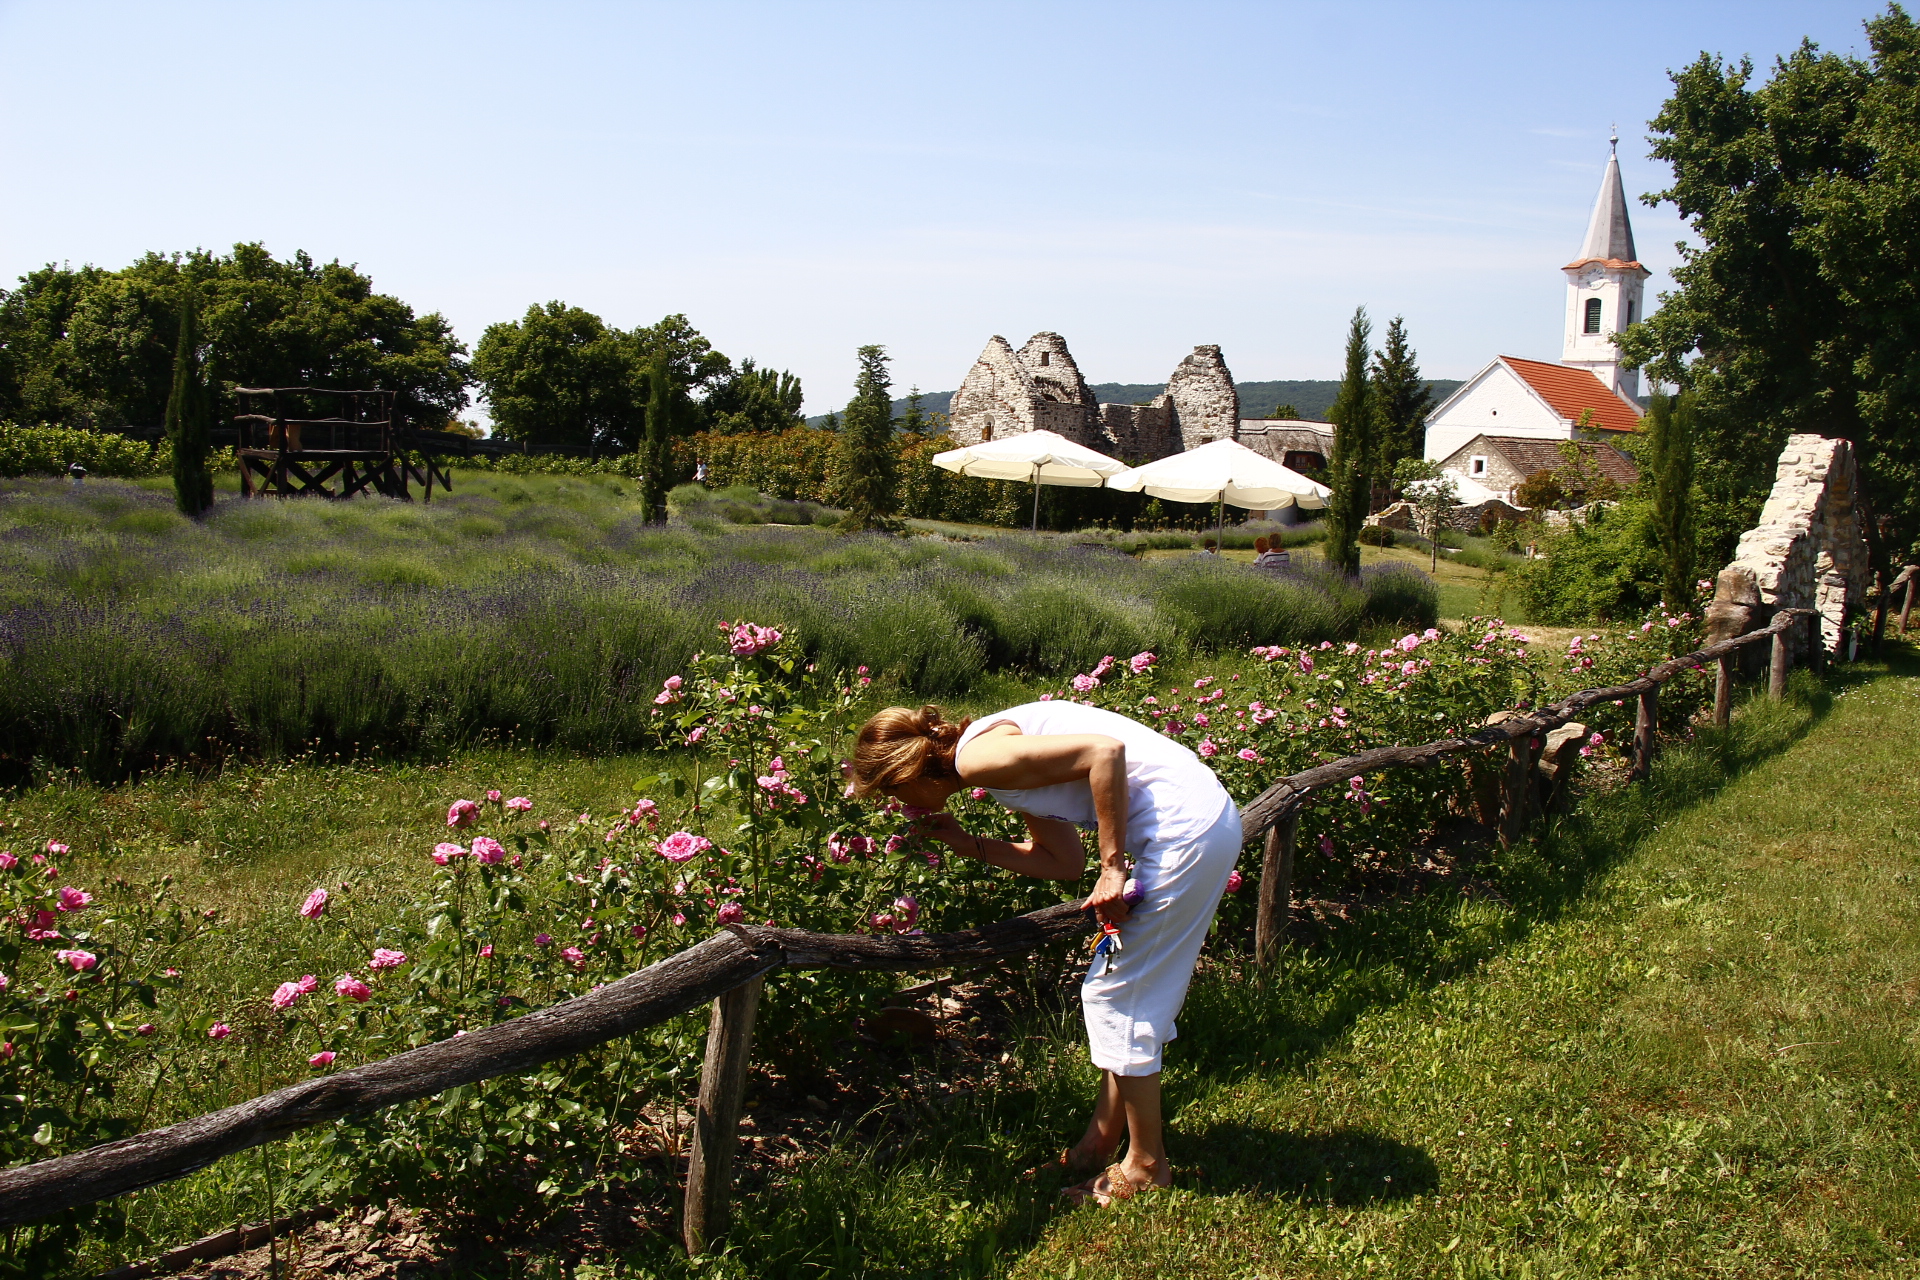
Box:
[847,699,1241,1206]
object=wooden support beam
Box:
[1499,733,1532,847]
[682,976,764,1255]
[1253,815,1297,965]
[1631,688,1658,781]
[1714,655,1733,729]
[1770,626,1791,699]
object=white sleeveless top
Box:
[953,701,1233,854]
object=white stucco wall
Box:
[1423,363,1569,462]
[1561,263,1647,397]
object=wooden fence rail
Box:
[0,608,1811,1249]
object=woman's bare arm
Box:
[956,728,1133,924]
[914,811,1084,881]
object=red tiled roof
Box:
[1498,356,1642,433]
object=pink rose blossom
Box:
[560,946,587,970]
[657,831,712,863]
[479,943,494,959]
[671,912,686,926]
[431,842,462,866]
[1129,651,1156,674]
[534,933,553,947]
[335,975,372,1001]
[0,853,15,871]
[716,902,745,925]
[55,886,92,912]
[687,726,707,744]
[310,1051,337,1067]
[368,948,407,971]
[970,787,989,800]
[665,674,684,691]
[1225,869,1245,893]
[1197,738,1218,758]
[136,1023,156,1036]
[505,795,533,812]
[208,1023,232,1040]
[470,836,506,865]
[726,622,783,656]
[885,835,906,853]
[486,790,503,803]
[45,841,67,857]
[299,888,329,919]
[54,949,96,971]
[447,800,480,829]
[271,979,311,1010]
[1071,674,1099,693]
[893,895,919,929]
[1319,833,1335,856]
[654,689,676,705]
[1237,748,1262,763]
[630,923,647,939]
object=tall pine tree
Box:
[1322,307,1375,576]
[1646,390,1698,609]
[837,345,900,531]
[164,297,214,518]
[1369,315,1433,492]
[641,358,675,523]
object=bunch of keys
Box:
[1090,920,1123,973]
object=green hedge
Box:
[0,423,168,478]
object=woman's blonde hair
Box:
[849,705,971,797]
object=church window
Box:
[1584,297,1603,334]
[1626,300,1636,325]
[1038,351,1051,367]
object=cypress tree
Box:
[641,358,674,523]
[836,344,900,531]
[900,386,926,435]
[164,298,215,518]
[1322,307,1374,576]
[1647,390,1698,609]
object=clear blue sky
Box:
[0,1,1883,418]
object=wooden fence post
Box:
[1631,688,1658,781]
[1713,656,1733,729]
[1900,569,1916,636]
[1769,622,1792,699]
[1499,734,1532,847]
[1254,814,1297,965]
[682,975,763,1256]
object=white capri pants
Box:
[1081,798,1242,1076]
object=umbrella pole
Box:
[1032,477,1041,532]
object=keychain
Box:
[1090,920,1123,973]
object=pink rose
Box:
[506,796,533,812]
[447,800,480,829]
[1225,869,1245,893]
[368,948,407,971]
[1071,674,1098,693]
[479,943,494,958]
[970,787,988,800]
[1237,748,1262,763]
[1197,738,1218,758]
[1129,651,1156,674]
[716,902,745,925]
[893,895,919,929]
[560,946,587,970]
[310,1051,337,1068]
[270,981,305,1010]
[208,1023,232,1040]
[0,853,15,871]
[299,889,328,919]
[486,790,502,803]
[432,841,465,866]
[1319,833,1334,856]
[335,975,372,1001]
[55,886,92,912]
[726,622,783,656]
[55,949,96,971]
[46,841,68,857]
[136,1023,156,1036]
[470,836,506,865]
[885,835,906,854]
[630,923,647,940]
[687,726,707,744]
[671,913,686,926]
[535,933,553,947]
[665,674,684,691]
[657,831,712,863]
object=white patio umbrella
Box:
[930,429,1129,531]
[1106,437,1331,543]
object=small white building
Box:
[1424,138,1647,472]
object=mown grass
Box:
[13,641,1912,1277]
[0,476,1433,782]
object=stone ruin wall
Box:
[947,335,1239,460]
[1705,434,1869,660]
[1164,345,1241,450]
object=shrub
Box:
[1359,524,1396,547]
[0,423,169,479]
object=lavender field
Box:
[0,474,1434,781]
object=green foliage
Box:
[702,358,805,435]
[1322,307,1374,575]
[471,302,638,454]
[641,359,674,523]
[1646,392,1699,608]
[1369,316,1433,480]
[0,424,169,479]
[1267,402,1300,419]
[1515,496,1668,623]
[162,303,214,519]
[0,245,469,431]
[1620,6,1920,572]
[835,345,901,532]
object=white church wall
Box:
[1423,366,1566,463]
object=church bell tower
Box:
[1562,133,1650,399]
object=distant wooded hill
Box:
[804,379,1461,428]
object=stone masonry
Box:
[946,333,1239,460]
[1705,434,1869,658]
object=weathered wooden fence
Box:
[0,609,1813,1261]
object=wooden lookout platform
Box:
[234,386,457,501]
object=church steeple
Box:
[1562,131,1650,400]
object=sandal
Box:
[1024,1147,1107,1182]
[1062,1163,1158,1208]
